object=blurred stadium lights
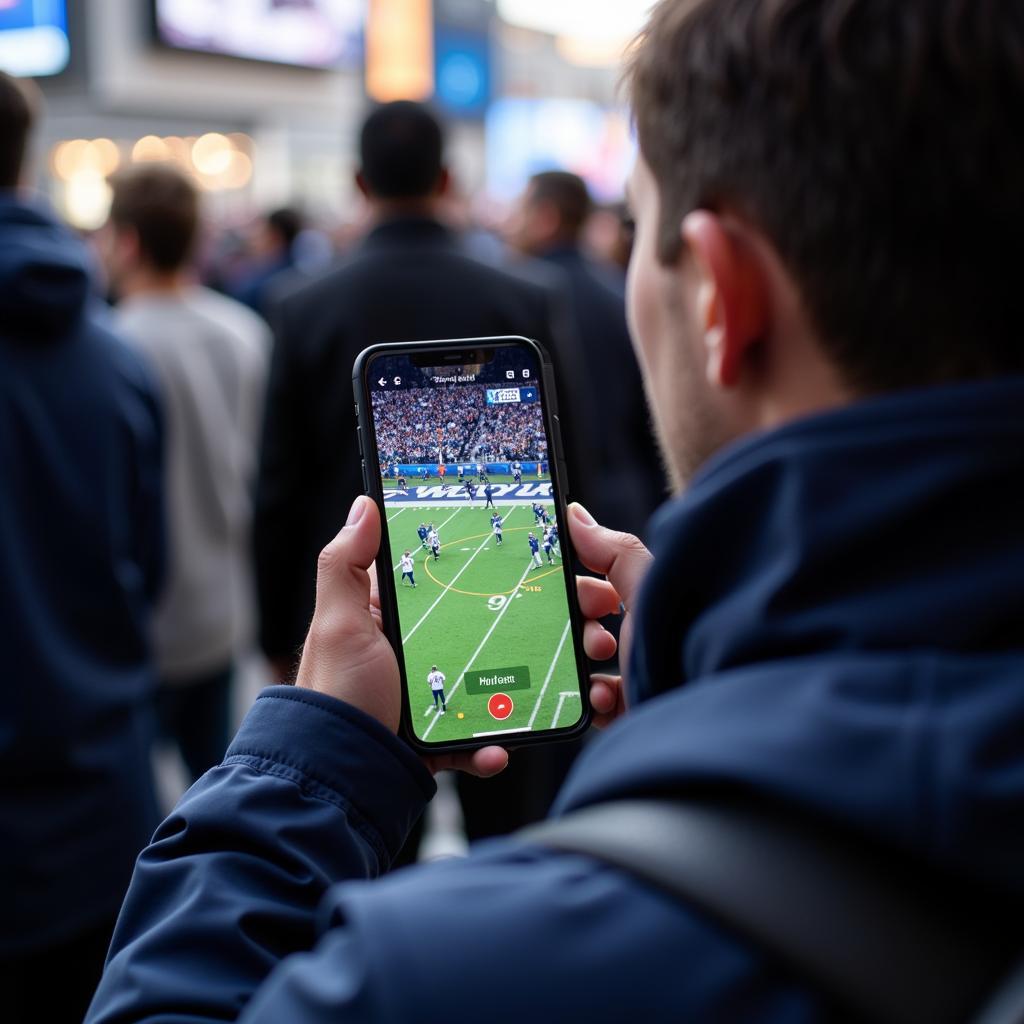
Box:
[366,0,434,101]
[49,131,255,228]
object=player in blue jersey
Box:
[532,501,544,525]
[417,523,429,548]
[527,531,542,568]
[546,523,561,560]
[490,513,503,545]
[484,483,495,509]
[462,480,476,504]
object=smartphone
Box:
[353,336,591,755]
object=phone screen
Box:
[365,343,586,746]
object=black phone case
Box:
[352,336,592,755]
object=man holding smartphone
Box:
[88,1,1024,1021]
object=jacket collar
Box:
[630,377,1024,705]
[360,216,456,252]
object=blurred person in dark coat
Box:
[255,102,583,682]
[0,71,165,1024]
[507,171,664,537]
[232,206,304,316]
[100,164,269,783]
[254,101,588,860]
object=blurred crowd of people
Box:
[370,384,547,466]
[1,76,661,1023]
[371,385,484,463]
[473,400,547,463]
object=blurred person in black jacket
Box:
[507,170,664,537]
[256,102,583,677]
[254,102,587,858]
[0,72,165,1023]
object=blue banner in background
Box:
[0,0,69,77]
[380,462,548,478]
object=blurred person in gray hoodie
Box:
[100,163,269,782]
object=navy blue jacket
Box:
[0,195,165,955]
[88,378,1024,1022]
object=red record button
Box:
[487,693,514,720]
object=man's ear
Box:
[435,167,451,198]
[354,171,370,199]
[681,210,769,389]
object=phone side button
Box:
[551,413,566,462]
[357,425,364,457]
[557,458,571,497]
[361,458,370,491]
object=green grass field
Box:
[385,503,583,744]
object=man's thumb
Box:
[315,496,381,605]
[568,503,652,608]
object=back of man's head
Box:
[108,163,199,273]
[0,71,38,190]
[528,171,592,243]
[627,0,1024,392]
[267,206,303,249]
[359,101,445,199]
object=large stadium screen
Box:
[153,0,364,70]
[366,345,586,747]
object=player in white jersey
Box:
[427,665,446,713]
[399,551,417,587]
[542,526,560,564]
[490,512,503,545]
[428,526,440,561]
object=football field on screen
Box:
[385,503,582,744]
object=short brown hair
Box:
[108,163,199,272]
[529,171,592,238]
[627,0,1024,391]
[0,71,38,188]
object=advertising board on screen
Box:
[154,0,364,69]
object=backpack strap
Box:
[519,798,1023,1024]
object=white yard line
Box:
[391,507,461,571]
[527,619,573,730]
[386,507,407,520]
[422,554,533,741]
[550,690,581,729]
[402,507,518,645]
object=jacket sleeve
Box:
[85,686,435,1024]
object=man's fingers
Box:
[426,746,509,778]
[568,503,652,609]
[576,576,622,620]
[583,619,617,662]
[589,673,626,729]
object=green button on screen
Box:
[464,666,532,695]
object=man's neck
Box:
[367,197,440,225]
[117,267,190,300]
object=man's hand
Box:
[568,503,653,729]
[296,496,508,778]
